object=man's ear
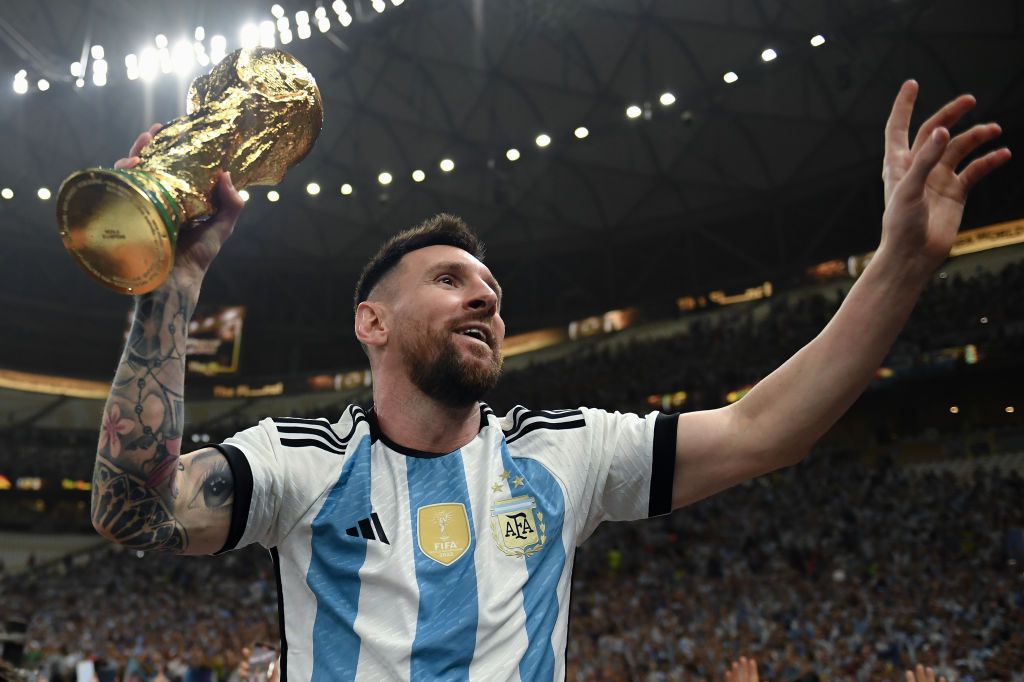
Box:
[355,300,388,348]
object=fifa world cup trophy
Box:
[57,48,323,294]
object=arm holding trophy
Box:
[83,49,323,554]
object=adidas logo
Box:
[345,512,390,544]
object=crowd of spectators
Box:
[1,454,1021,680]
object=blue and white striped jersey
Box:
[215,403,678,681]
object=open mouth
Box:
[454,325,491,349]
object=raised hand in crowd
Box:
[724,656,759,682]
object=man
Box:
[90,82,1008,680]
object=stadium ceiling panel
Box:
[0,0,1021,376]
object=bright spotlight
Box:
[296,11,310,24]
[318,17,331,32]
[13,77,27,94]
[626,105,642,119]
[412,170,425,182]
[139,48,159,81]
[92,71,107,87]
[761,48,777,62]
[37,79,49,91]
[271,4,285,18]
[241,24,260,49]
[339,13,353,26]
[439,158,455,172]
[155,34,168,49]
[1,188,13,200]
[280,30,293,44]
[171,41,194,74]
[372,0,386,12]
[535,133,551,148]
[306,182,321,195]
[91,45,104,60]
[259,20,277,47]
[70,62,82,77]
[194,26,205,41]
[574,126,589,139]
[506,148,520,161]
[723,71,739,84]
[378,171,393,185]
[75,78,85,87]
[267,190,280,202]
[238,190,250,202]
[392,0,405,5]
[810,34,826,47]
[340,183,353,195]
[37,188,51,200]
[332,0,348,12]
[659,92,676,106]
[297,24,312,39]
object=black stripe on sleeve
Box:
[505,418,587,445]
[212,443,253,555]
[274,424,348,450]
[278,437,346,455]
[647,412,679,518]
[270,547,288,682]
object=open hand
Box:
[724,656,759,682]
[116,124,245,287]
[879,80,1010,277]
[905,663,948,682]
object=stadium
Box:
[0,0,1021,680]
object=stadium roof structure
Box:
[0,0,1022,379]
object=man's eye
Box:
[438,276,455,286]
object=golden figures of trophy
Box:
[57,48,323,294]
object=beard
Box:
[404,323,503,408]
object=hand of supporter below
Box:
[878,80,1010,280]
[906,663,948,682]
[114,123,244,288]
[724,656,759,682]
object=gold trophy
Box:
[57,48,323,294]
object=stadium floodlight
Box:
[332,0,348,13]
[125,54,139,80]
[259,20,277,47]
[195,26,205,41]
[12,77,28,94]
[91,45,105,60]
[210,35,227,63]
[306,182,321,195]
[761,48,777,62]
[372,0,386,12]
[439,158,455,172]
[378,171,393,185]
[155,34,168,48]
[723,71,739,84]
[574,126,589,139]
[506,148,520,161]
[92,71,107,87]
[626,105,642,119]
[339,13,353,26]
[810,34,825,47]
[37,187,51,200]
[267,190,280,202]
[1,188,13,200]
[340,183,353,195]
[318,17,331,32]
[659,92,676,106]
[280,30,293,44]
[315,7,328,18]
[271,4,285,18]
[296,11,310,24]
[139,48,159,81]
[241,23,260,49]
[412,170,425,182]
[70,61,83,77]
[297,24,312,39]
[277,16,290,31]
[75,78,85,87]
[392,0,405,5]
[37,79,49,91]
[535,133,551,148]
[238,190,250,202]
[171,41,194,74]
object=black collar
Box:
[366,403,492,458]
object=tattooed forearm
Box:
[92,276,197,552]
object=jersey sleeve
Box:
[503,407,678,544]
[212,417,334,552]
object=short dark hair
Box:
[353,213,486,313]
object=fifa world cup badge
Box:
[417,503,472,566]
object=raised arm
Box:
[669,81,1010,509]
[90,125,244,554]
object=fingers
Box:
[746,657,758,682]
[725,660,738,682]
[911,94,975,156]
[113,156,141,170]
[885,80,919,159]
[128,123,162,158]
[214,172,245,221]
[901,126,950,195]
[958,146,1011,192]
[943,122,1003,168]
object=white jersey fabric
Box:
[215,403,678,681]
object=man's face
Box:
[386,245,505,407]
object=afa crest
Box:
[417,503,472,566]
[490,495,546,557]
